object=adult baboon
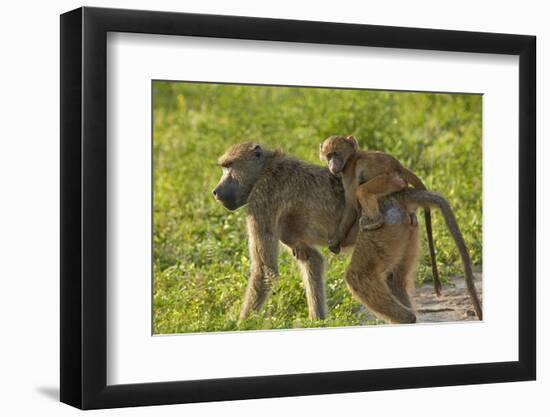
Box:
[213,142,417,321]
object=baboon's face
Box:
[319,135,358,176]
[213,142,266,211]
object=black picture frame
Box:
[60,6,536,410]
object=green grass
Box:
[153,81,482,334]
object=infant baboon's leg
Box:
[356,173,407,230]
[239,220,280,321]
[295,243,327,320]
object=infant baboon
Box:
[320,135,442,296]
[213,142,417,321]
[345,189,483,324]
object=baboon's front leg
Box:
[294,243,327,320]
[239,217,279,321]
[330,187,359,254]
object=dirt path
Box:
[414,272,482,322]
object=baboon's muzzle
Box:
[213,184,240,211]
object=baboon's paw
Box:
[393,173,408,189]
[292,246,310,261]
[328,245,341,254]
[394,311,417,324]
[360,215,384,231]
[328,239,341,254]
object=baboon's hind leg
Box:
[387,232,419,310]
[295,243,327,320]
[386,272,412,310]
[346,266,416,324]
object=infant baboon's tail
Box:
[404,189,483,320]
[401,167,442,297]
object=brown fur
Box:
[213,142,416,321]
[320,135,442,296]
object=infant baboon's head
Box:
[319,135,358,176]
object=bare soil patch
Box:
[414,272,483,323]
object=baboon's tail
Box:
[401,167,442,296]
[404,189,483,320]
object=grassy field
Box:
[153,81,482,334]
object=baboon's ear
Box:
[345,135,358,150]
[250,143,263,158]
